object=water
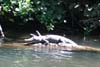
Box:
[0,38,100,67]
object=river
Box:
[0,36,100,67]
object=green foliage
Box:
[81,3,100,37]
[0,0,65,30]
[34,0,65,30]
[2,0,32,15]
[64,0,100,36]
[80,18,98,38]
[1,0,100,36]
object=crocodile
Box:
[24,34,78,47]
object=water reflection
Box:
[0,47,74,67]
[0,40,100,67]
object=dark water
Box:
[0,38,100,67]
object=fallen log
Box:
[1,43,100,52]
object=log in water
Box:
[1,43,100,52]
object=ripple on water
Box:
[0,46,100,67]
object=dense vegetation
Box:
[0,0,100,38]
